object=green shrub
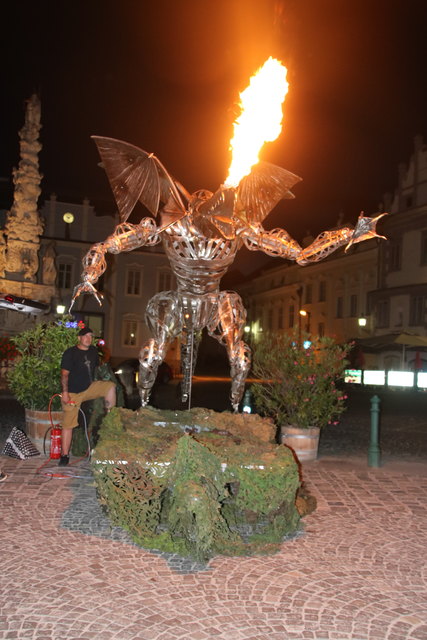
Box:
[8,320,79,410]
[251,331,351,428]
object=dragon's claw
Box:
[345,211,388,251]
[69,281,103,311]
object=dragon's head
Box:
[188,189,215,215]
[188,187,238,239]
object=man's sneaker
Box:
[58,455,69,467]
[0,472,8,482]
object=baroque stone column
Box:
[5,95,44,282]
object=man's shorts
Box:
[62,381,115,429]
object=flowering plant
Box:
[0,336,18,361]
[251,331,351,429]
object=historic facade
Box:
[39,194,178,368]
[237,135,427,370]
[365,135,427,369]
[238,237,378,345]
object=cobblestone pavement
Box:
[1,452,426,640]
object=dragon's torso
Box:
[162,220,239,296]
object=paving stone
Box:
[1,438,427,640]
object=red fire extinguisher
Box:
[50,425,62,459]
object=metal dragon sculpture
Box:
[70,135,386,411]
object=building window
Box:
[305,284,312,304]
[126,268,142,296]
[318,280,326,302]
[122,318,139,346]
[58,263,72,290]
[421,231,427,266]
[409,295,425,326]
[336,296,343,318]
[388,239,402,272]
[376,299,390,328]
[350,294,358,317]
[77,313,104,337]
[277,306,283,330]
[157,268,173,292]
[318,322,325,337]
[288,304,295,328]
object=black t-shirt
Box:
[61,345,99,393]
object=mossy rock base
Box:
[92,406,303,560]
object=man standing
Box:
[59,327,116,466]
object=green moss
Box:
[92,407,302,560]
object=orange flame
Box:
[224,57,289,188]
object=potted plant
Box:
[7,318,82,442]
[250,330,351,461]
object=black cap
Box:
[78,327,93,336]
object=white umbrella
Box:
[356,333,427,369]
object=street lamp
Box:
[299,309,311,332]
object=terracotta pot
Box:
[280,425,320,462]
[25,408,63,444]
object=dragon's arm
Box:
[70,218,159,310]
[238,213,387,265]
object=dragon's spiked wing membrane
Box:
[236,161,302,225]
[92,136,189,222]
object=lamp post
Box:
[299,309,311,333]
[358,314,369,338]
[296,286,303,343]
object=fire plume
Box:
[224,57,288,188]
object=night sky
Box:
[1,0,426,273]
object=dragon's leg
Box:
[180,328,202,404]
[138,291,181,406]
[207,291,251,412]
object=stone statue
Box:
[42,242,57,285]
[5,94,44,281]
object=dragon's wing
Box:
[92,136,189,222]
[236,161,302,225]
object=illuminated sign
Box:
[363,370,386,386]
[417,372,427,389]
[344,369,362,384]
[387,371,414,387]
